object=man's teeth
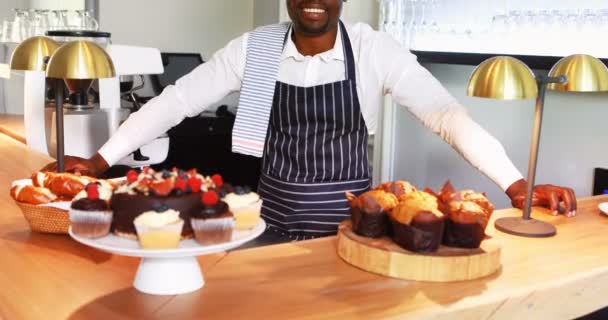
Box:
[303,8,325,14]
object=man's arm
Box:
[372,31,576,215]
[372,31,522,191]
[42,34,248,176]
[98,34,248,166]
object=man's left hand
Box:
[506,179,577,217]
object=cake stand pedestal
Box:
[69,220,266,295]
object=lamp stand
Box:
[494,75,567,238]
[54,79,65,172]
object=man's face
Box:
[287,0,343,35]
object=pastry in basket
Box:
[438,181,494,249]
[69,182,113,239]
[346,190,398,238]
[222,186,262,230]
[134,205,184,249]
[377,180,417,198]
[111,167,222,240]
[31,171,97,198]
[10,184,57,205]
[191,190,235,245]
[389,190,445,253]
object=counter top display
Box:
[2,132,608,319]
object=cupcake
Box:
[389,191,445,253]
[346,190,398,238]
[191,191,235,245]
[69,183,113,239]
[133,205,184,249]
[439,182,494,249]
[222,186,262,230]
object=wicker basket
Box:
[15,201,70,234]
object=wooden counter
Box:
[1,132,608,319]
[0,114,24,143]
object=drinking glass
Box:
[76,10,99,31]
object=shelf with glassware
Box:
[379,0,608,69]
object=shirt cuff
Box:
[98,130,134,167]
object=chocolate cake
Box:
[110,167,223,239]
[389,191,445,253]
[347,190,398,238]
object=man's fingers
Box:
[41,162,57,172]
[569,188,577,212]
[559,188,573,217]
[547,192,560,216]
[567,188,577,216]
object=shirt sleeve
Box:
[98,34,248,166]
[373,32,523,191]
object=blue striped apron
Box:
[257,22,371,240]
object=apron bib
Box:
[257,21,371,239]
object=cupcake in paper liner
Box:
[69,183,113,239]
[192,191,234,245]
[222,186,262,230]
[389,190,445,253]
[438,181,494,249]
[133,206,184,249]
[346,190,398,238]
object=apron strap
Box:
[339,21,357,83]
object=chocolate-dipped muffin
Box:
[191,191,235,245]
[439,182,494,249]
[389,191,445,253]
[346,190,398,238]
[377,181,417,198]
[69,183,113,239]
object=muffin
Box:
[69,182,113,239]
[346,190,398,238]
[439,181,494,248]
[389,191,445,253]
[223,186,262,230]
[133,205,184,249]
[377,181,417,198]
[191,191,235,245]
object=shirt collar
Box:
[281,24,345,63]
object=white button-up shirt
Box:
[99,22,523,190]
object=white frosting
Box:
[134,209,182,228]
[224,192,260,209]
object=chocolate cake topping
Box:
[71,198,109,211]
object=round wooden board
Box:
[337,220,501,282]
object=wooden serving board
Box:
[337,220,501,282]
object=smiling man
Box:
[43,0,577,244]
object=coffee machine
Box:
[33,31,168,167]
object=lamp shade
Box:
[10,36,60,71]
[467,56,538,100]
[547,54,608,92]
[46,40,115,79]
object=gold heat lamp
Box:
[10,36,60,72]
[468,54,608,238]
[45,40,116,172]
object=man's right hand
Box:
[40,153,110,178]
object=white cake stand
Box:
[69,220,265,295]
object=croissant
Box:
[31,172,96,198]
[10,185,57,205]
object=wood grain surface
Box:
[2,132,608,319]
[0,114,25,143]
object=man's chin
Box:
[296,21,331,35]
